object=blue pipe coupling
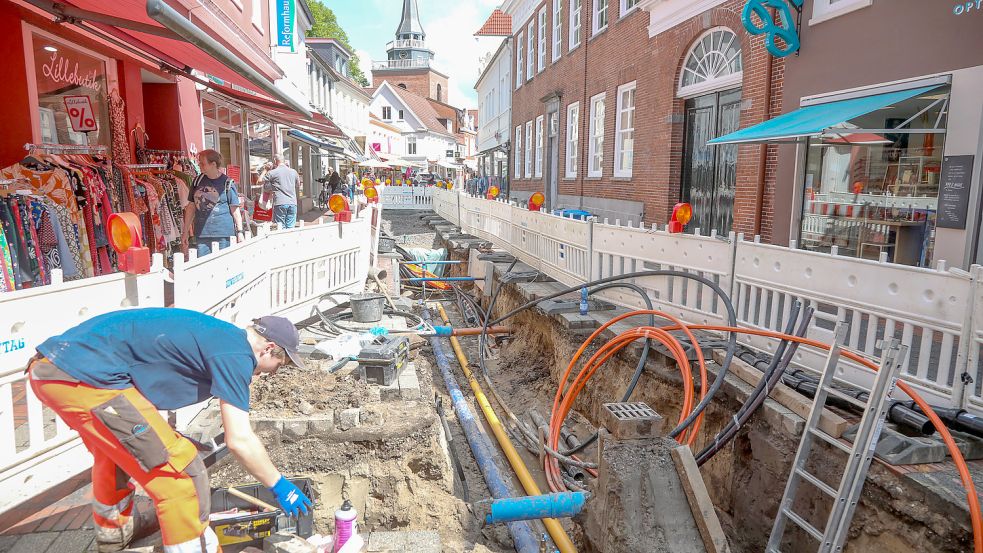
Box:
[433,325,454,337]
[483,492,588,525]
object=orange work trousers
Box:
[28,357,218,552]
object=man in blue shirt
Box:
[28,308,313,553]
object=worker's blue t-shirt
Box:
[37,308,256,412]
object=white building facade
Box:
[371,81,457,172]
[475,38,513,182]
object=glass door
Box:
[681,88,741,235]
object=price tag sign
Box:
[63,96,98,132]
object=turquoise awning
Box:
[708,85,939,145]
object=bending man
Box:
[28,308,313,552]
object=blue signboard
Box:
[277,0,295,52]
[742,0,803,58]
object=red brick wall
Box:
[509,0,783,241]
[372,69,449,103]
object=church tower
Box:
[371,0,450,103]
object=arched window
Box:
[436,84,442,102]
[678,28,743,98]
[398,83,408,89]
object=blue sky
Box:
[330,0,503,108]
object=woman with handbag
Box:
[181,149,244,257]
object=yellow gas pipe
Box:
[434,303,578,553]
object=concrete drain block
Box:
[601,402,666,440]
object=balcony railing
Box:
[386,39,429,50]
[373,58,433,70]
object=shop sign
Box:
[953,1,983,16]
[937,155,976,229]
[63,95,97,132]
[277,0,295,52]
[42,51,102,93]
[742,0,803,58]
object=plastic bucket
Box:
[350,293,386,323]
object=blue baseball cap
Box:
[252,316,306,369]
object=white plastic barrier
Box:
[433,187,460,226]
[0,259,167,514]
[380,186,433,210]
[431,191,983,413]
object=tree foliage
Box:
[306,0,369,87]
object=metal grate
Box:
[604,402,658,421]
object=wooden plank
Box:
[712,351,851,438]
[671,445,731,553]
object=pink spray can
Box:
[333,499,358,553]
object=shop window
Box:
[798,86,950,267]
[30,33,113,147]
[678,28,743,98]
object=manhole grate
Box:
[604,402,658,421]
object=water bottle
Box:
[579,287,589,316]
[333,500,358,553]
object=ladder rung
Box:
[809,427,852,453]
[795,467,838,497]
[824,386,868,409]
[782,508,824,541]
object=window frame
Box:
[382,106,392,121]
[552,0,562,62]
[810,0,873,25]
[525,120,533,178]
[614,81,636,178]
[587,92,605,178]
[514,125,523,176]
[398,109,404,121]
[565,102,579,179]
[516,31,524,88]
[569,0,582,50]
[619,0,640,18]
[538,8,547,72]
[677,27,743,99]
[406,136,417,156]
[535,115,544,178]
[527,21,535,81]
[592,0,608,36]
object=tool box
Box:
[209,479,314,552]
[358,335,410,386]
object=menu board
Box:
[937,155,976,229]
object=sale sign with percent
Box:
[63,95,98,132]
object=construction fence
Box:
[433,187,983,417]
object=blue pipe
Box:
[399,260,462,265]
[423,309,540,553]
[486,492,588,525]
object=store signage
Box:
[742,0,802,58]
[937,155,976,229]
[0,337,26,355]
[42,51,102,93]
[276,0,295,52]
[63,95,97,132]
[446,150,454,158]
[953,1,983,15]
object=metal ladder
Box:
[766,324,907,553]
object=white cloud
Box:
[356,49,374,86]
[419,0,498,109]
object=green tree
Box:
[306,0,370,87]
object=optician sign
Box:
[742,0,803,58]
[953,1,983,15]
[277,0,295,52]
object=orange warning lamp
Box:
[668,202,693,234]
[107,212,151,274]
[396,179,402,185]
[528,192,545,211]
[487,185,500,200]
[328,193,352,222]
[364,185,380,203]
[386,178,391,185]
[374,178,381,185]
[361,178,371,187]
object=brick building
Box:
[502,0,784,240]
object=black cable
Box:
[696,305,814,466]
[480,270,739,440]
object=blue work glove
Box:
[269,476,312,516]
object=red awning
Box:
[208,85,346,138]
[51,0,278,101]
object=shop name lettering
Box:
[953,0,983,15]
[42,52,102,93]
[225,272,244,288]
[0,338,26,354]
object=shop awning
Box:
[708,86,939,145]
[231,94,345,138]
[25,0,311,116]
[287,130,344,152]
[437,159,462,170]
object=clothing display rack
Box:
[24,143,109,154]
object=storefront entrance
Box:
[681,88,741,235]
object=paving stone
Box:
[6,532,58,553]
[47,529,94,552]
[263,532,317,553]
[397,369,421,400]
[366,385,382,403]
[337,408,361,431]
[282,420,309,440]
[251,419,284,433]
[557,312,599,330]
[307,414,334,435]
[0,535,22,551]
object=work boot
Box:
[95,515,134,553]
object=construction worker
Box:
[27,308,314,553]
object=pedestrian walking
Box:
[261,155,301,229]
[27,308,313,553]
[328,169,342,194]
[182,149,243,257]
